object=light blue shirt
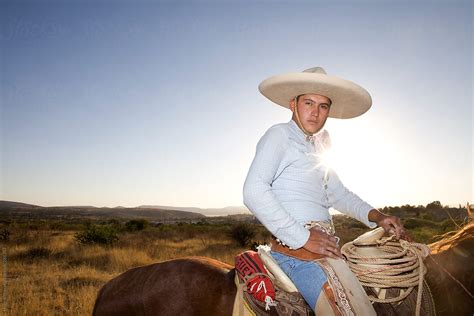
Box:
[243,119,376,249]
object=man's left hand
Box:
[368,209,412,241]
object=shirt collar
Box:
[287,119,325,144]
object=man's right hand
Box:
[302,227,342,259]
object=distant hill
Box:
[0,201,250,217]
[138,205,250,216]
[0,200,206,222]
[0,200,41,208]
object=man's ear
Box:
[289,99,296,112]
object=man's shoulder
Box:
[256,122,291,148]
[265,122,291,136]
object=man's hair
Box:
[296,94,332,106]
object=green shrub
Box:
[421,213,434,221]
[49,221,66,230]
[229,223,256,247]
[107,219,123,228]
[410,228,436,244]
[125,219,149,232]
[0,228,10,241]
[74,224,119,245]
[440,219,457,232]
[403,218,438,229]
[426,201,443,209]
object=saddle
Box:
[233,227,437,316]
[233,246,375,315]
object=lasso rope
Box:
[341,236,430,316]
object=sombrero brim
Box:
[258,72,372,119]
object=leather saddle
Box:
[233,228,436,316]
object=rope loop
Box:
[342,235,430,316]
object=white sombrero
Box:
[258,67,372,119]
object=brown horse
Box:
[93,223,474,316]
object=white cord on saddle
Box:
[264,295,277,311]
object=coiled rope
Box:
[341,236,430,316]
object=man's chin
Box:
[306,127,322,134]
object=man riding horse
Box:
[243,66,409,313]
[92,67,472,316]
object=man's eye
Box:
[320,105,329,110]
[305,101,313,106]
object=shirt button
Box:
[324,184,328,190]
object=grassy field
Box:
[0,221,265,315]
[0,208,468,315]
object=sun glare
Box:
[317,149,337,170]
[310,143,337,182]
[325,120,409,207]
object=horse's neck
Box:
[424,240,474,315]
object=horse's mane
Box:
[429,222,474,254]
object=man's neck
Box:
[290,117,324,137]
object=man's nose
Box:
[312,105,320,116]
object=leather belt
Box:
[271,236,325,261]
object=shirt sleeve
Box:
[325,169,377,228]
[243,127,310,249]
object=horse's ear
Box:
[467,203,473,220]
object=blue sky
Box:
[1,0,472,209]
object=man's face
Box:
[289,94,331,134]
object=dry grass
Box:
[0,224,248,315]
[0,216,456,315]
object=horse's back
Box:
[93,257,236,316]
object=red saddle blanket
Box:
[235,251,276,310]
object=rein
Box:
[426,254,474,299]
[341,236,430,316]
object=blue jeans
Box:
[270,251,327,311]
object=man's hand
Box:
[368,209,412,241]
[302,227,342,259]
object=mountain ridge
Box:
[0,200,250,217]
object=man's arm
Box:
[327,170,407,240]
[326,169,377,227]
[243,127,310,249]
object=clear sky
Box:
[1,0,472,210]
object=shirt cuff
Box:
[275,225,310,249]
[360,205,378,228]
